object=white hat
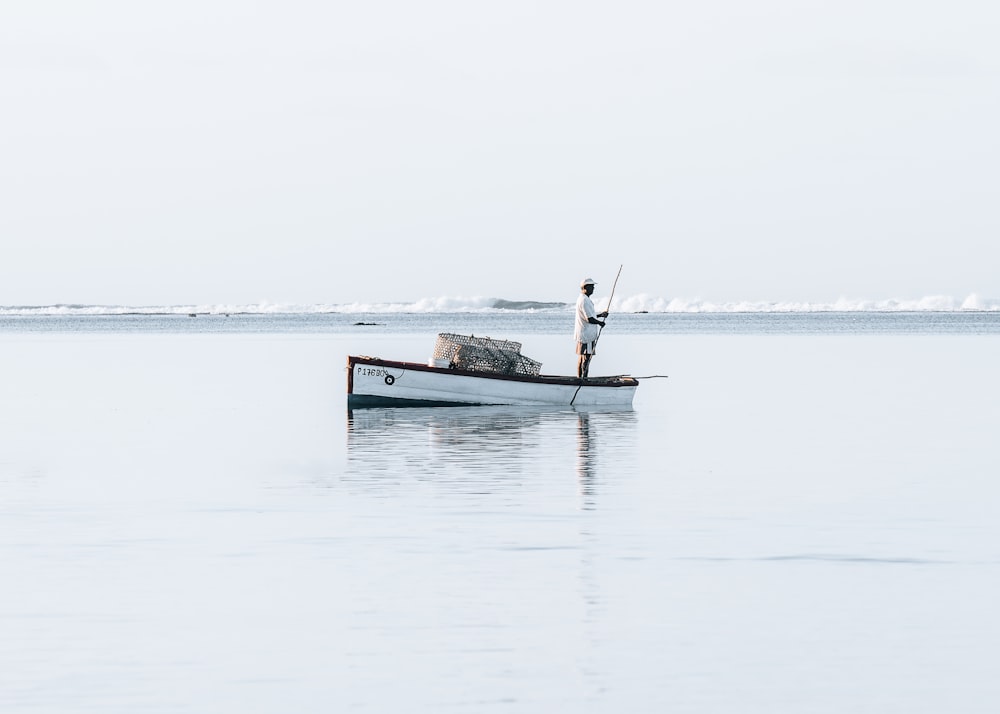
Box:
[581,277,596,287]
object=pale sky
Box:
[2,1,998,306]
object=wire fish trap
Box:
[432,333,542,376]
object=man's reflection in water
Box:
[574,408,640,510]
[576,411,597,509]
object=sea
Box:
[2,299,999,713]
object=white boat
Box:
[347,355,638,408]
[347,333,638,408]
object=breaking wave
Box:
[2,294,998,316]
[615,293,1000,313]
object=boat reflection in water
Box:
[345,405,639,506]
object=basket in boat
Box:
[432,333,542,376]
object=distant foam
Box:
[2,294,998,316]
[614,293,1000,313]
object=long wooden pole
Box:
[595,264,623,346]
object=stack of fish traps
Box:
[433,333,542,376]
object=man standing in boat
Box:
[575,277,608,379]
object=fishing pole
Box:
[603,374,670,380]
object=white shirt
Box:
[574,293,600,344]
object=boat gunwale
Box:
[348,355,638,388]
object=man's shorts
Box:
[576,340,596,355]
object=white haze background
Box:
[2,1,999,307]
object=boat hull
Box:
[347,356,637,408]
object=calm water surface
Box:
[1,315,999,712]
